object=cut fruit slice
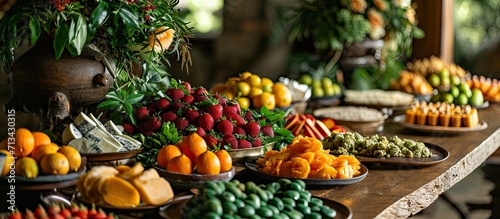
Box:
[320,118,336,130]
[315,120,332,138]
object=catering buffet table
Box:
[306,103,500,219]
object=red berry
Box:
[92,210,108,219]
[59,209,71,218]
[226,113,246,127]
[122,122,136,134]
[23,209,35,219]
[261,125,274,137]
[181,95,195,105]
[155,98,170,111]
[223,105,238,115]
[222,134,238,149]
[234,127,246,135]
[204,134,218,149]
[196,127,206,137]
[245,121,261,138]
[143,116,161,131]
[193,87,207,96]
[252,137,263,147]
[185,108,200,124]
[244,110,254,122]
[217,120,234,135]
[180,81,192,94]
[135,107,149,122]
[213,94,228,106]
[171,102,185,111]
[198,113,215,131]
[238,139,252,149]
[142,130,154,136]
[207,104,223,121]
[166,88,185,102]
[8,209,22,219]
[161,111,178,122]
[174,117,189,131]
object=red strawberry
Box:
[252,137,263,147]
[143,116,161,131]
[181,81,192,94]
[245,121,261,138]
[161,111,178,122]
[122,122,137,134]
[185,109,200,124]
[207,104,223,121]
[244,110,254,122]
[59,209,71,218]
[193,87,208,97]
[223,105,238,115]
[181,95,195,105]
[234,127,246,135]
[92,210,108,219]
[217,120,234,135]
[196,127,206,137]
[171,102,185,111]
[147,103,157,115]
[174,117,189,131]
[222,134,238,149]
[135,107,149,122]
[142,130,154,136]
[213,94,227,106]
[204,134,218,150]
[228,99,241,113]
[261,125,274,137]
[166,88,185,102]
[155,98,170,111]
[238,139,252,149]
[198,113,215,131]
[226,113,246,127]
[23,209,35,219]
[70,203,80,215]
[8,210,22,219]
[88,207,97,218]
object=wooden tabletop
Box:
[308,102,500,219]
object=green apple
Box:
[332,83,342,95]
[439,68,450,79]
[312,87,324,97]
[312,79,322,88]
[449,86,460,98]
[298,75,313,85]
[322,77,334,88]
[469,88,484,106]
[440,75,451,86]
[428,74,441,87]
[323,86,335,96]
[441,93,454,104]
[458,82,472,97]
[451,75,461,86]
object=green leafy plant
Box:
[0,0,193,74]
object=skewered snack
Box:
[323,131,432,158]
[405,101,479,128]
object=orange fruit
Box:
[15,157,39,178]
[273,82,293,108]
[248,87,263,99]
[32,131,51,148]
[166,154,192,174]
[247,75,261,87]
[252,92,276,110]
[0,149,14,176]
[58,146,82,172]
[157,145,182,169]
[177,133,207,164]
[196,151,221,175]
[13,128,35,157]
[40,152,70,175]
[239,72,253,81]
[236,81,251,96]
[31,143,59,163]
[214,150,233,173]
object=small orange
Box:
[58,146,82,172]
[196,151,221,175]
[272,82,293,108]
[40,152,70,175]
[166,154,192,174]
[177,133,207,165]
[32,131,51,148]
[14,128,35,158]
[214,150,232,173]
[15,157,39,178]
[252,92,276,110]
[157,145,182,169]
[31,143,59,163]
[0,149,14,176]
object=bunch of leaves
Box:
[256,106,295,151]
[135,122,182,167]
[348,59,405,90]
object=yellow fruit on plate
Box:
[261,77,274,92]
[240,71,253,81]
[40,152,70,175]
[248,87,263,99]
[247,75,261,87]
[15,157,39,178]
[13,128,35,158]
[236,97,250,109]
[252,92,276,110]
[0,149,14,176]
[236,81,251,96]
[272,82,293,108]
[58,146,82,172]
[31,143,59,163]
[32,131,51,148]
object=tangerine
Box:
[15,157,39,178]
[272,82,293,108]
[157,145,182,169]
[239,72,253,81]
[31,143,59,163]
[196,151,221,175]
[32,131,51,148]
[214,150,233,173]
[252,92,275,110]
[13,128,35,158]
[58,146,82,172]
[40,152,70,175]
[177,133,207,164]
[166,154,192,174]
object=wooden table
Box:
[310,102,500,219]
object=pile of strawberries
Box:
[122,81,275,149]
[4,204,116,219]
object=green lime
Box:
[321,77,333,87]
[441,93,454,103]
[298,75,313,85]
[440,76,451,86]
[456,93,468,105]
[331,83,342,95]
[311,80,322,89]
[451,75,461,86]
[439,68,450,78]
[449,86,460,98]
[311,87,324,98]
[428,74,441,87]
[323,86,335,96]
[458,82,472,97]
